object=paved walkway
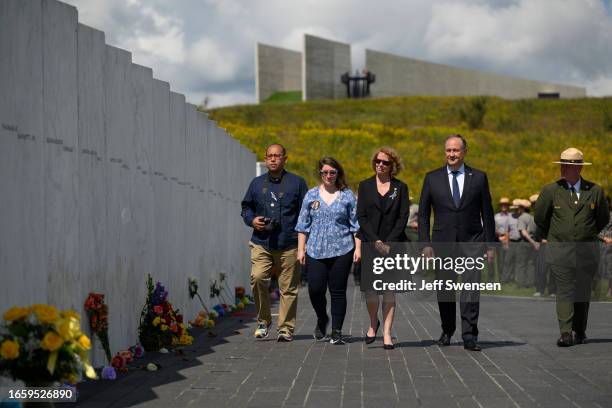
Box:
[63,283,612,408]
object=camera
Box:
[263,217,280,232]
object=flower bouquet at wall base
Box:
[0,304,97,386]
[138,275,193,352]
[83,293,112,364]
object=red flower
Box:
[153,305,163,314]
[111,355,124,369]
[176,314,183,323]
[170,323,178,333]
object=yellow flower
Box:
[61,310,81,320]
[0,340,20,360]
[33,304,59,324]
[179,335,193,345]
[67,374,78,384]
[152,316,161,326]
[3,306,31,321]
[41,332,63,352]
[77,335,91,350]
[160,324,168,332]
[55,317,80,341]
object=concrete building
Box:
[365,49,586,99]
[255,35,586,102]
[303,34,351,101]
[255,43,302,103]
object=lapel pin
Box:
[311,200,320,210]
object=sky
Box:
[64,0,612,108]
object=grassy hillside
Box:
[206,96,611,203]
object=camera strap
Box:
[261,172,286,199]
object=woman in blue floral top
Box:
[296,157,361,345]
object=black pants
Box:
[306,251,353,331]
[436,265,481,342]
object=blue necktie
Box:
[452,170,461,208]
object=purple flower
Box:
[133,344,144,358]
[102,366,117,380]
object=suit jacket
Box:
[356,176,410,242]
[418,165,495,243]
[534,178,609,266]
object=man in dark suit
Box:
[418,134,496,351]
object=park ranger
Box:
[535,148,609,347]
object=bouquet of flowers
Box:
[0,304,97,385]
[83,293,111,363]
[139,275,193,351]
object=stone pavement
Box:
[62,283,612,408]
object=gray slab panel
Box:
[256,42,302,103]
[77,23,108,366]
[42,0,79,311]
[104,44,136,353]
[365,49,587,99]
[0,0,45,311]
[303,34,351,100]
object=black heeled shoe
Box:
[364,319,380,344]
[383,343,395,350]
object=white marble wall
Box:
[0,0,255,368]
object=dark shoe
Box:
[330,329,346,345]
[314,315,329,341]
[557,332,574,347]
[364,319,380,344]
[463,340,482,351]
[383,343,395,350]
[437,332,451,346]
[573,332,588,345]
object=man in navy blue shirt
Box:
[241,144,308,341]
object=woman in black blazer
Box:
[357,147,410,349]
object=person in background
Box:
[296,157,360,345]
[494,197,511,283]
[241,144,308,342]
[516,199,538,288]
[502,199,522,285]
[598,196,612,298]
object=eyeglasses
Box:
[265,153,284,160]
[320,170,338,176]
[374,159,391,166]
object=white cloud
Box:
[63,0,612,106]
[188,37,240,82]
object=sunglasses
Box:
[374,159,391,166]
[320,170,338,176]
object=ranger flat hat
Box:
[499,197,510,205]
[552,147,592,165]
[520,199,531,209]
[510,198,521,209]
[529,194,539,203]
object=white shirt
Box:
[447,164,465,198]
[566,179,581,198]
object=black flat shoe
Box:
[463,340,482,351]
[365,319,380,344]
[437,332,451,346]
[383,343,395,350]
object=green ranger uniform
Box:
[535,178,609,335]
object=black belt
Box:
[510,238,522,242]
